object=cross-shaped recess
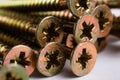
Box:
[42,22,60,42]
[45,50,60,69]
[80,21,94,39]
[76,48,92,70]
[97,37,106,46]
[98,11,109,30]
[6,72,22,80]
[10,52,30,68]
[76,0,88,10]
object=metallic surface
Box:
[0,64,29,80]
[96,0,120,8]
[75,14,100,44]
[36,16,64,47]
[3,45,36,76]
[70,42,97,76]
[0,0,68,11]
[92,5,113,38]
[37,42,66,76]
[0,10,63,47]
[30,9,77,22]
[68,0,96,17]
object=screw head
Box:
[3,45,36,76]
[36,16,64,47]
[70,42,97,76]
[92,5,113,38]
[75,14,100,43]
[37,42,66,76]
[68,0,96,17]
[0,64,29,80]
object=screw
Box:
[37,42,66,76]
[0,10,64,47]
[96,0,120,8]
[68,0,96,17]
[94,36,108,52]
[75,14,100,44]
[0,0,96,18]
[92,4,113,38]
[30,9,77,22]
[3,45,36,76]
[0,64,29,80]
[0,0,68,11]
[70,42,97,76]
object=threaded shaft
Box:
[96,0,120,8]
[0,0,67,11]
[0,10,43,36]
[0,30,38,47]
[30,10,77,21]
[0,9,40,24]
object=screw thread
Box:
[0,9,40,24]
[96,0,120,8]
[31,10,77,21]
[0,10,40,35]
[0,31,38,48]
[0,0,67,11]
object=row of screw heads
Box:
[0,0,119,79]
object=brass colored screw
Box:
[68,0,96,17]
[30,9,77,22]
[70,42,97,76]
[37,42,66,76]
[0,0,96,18]
[92,4,113,38]
[3,45,36,76]
[96,0,120,8]
[0,0,68,11]
[0,64,29,80]
[0,10,64,47]
[75,14,100,44]
[0,40,36,76]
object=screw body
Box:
[0,0,68,11]
[0,10,64,47]
[30,10,77,22]
[96,0,120,8]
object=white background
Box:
[30,9,120,80]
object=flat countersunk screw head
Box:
[68,0,96,17]
[37,42,66,76]
[0,64,29,80]
[70,42,97,76]
[93,5,113,38]
[36,16,64,47]
[75,14,100,43]
[3,45,36,76]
